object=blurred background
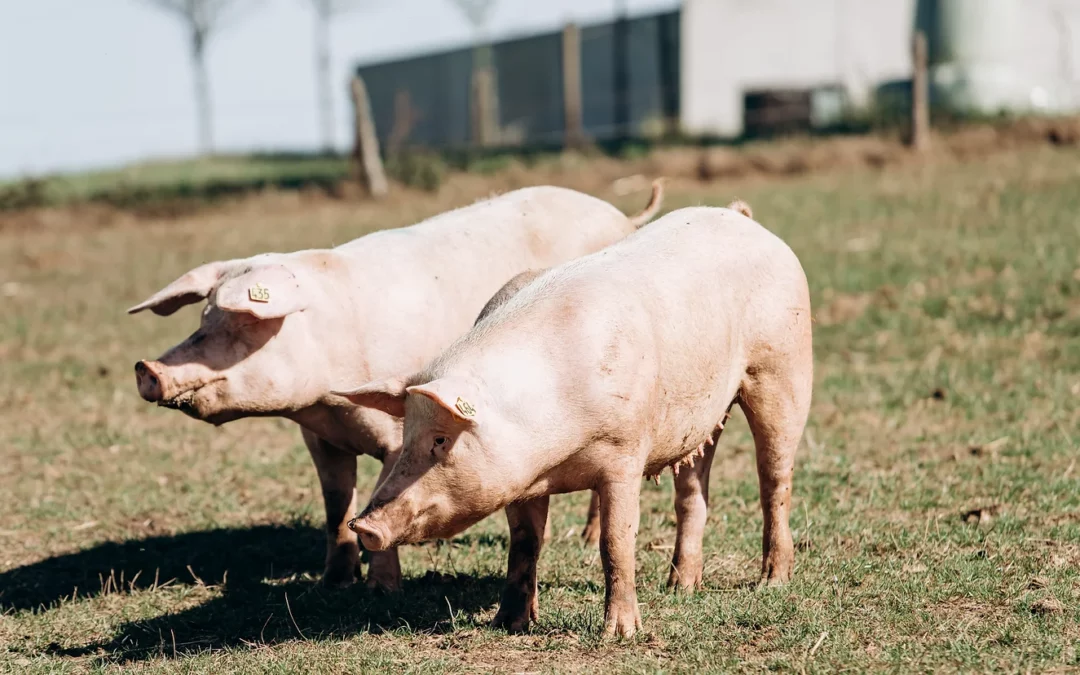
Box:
[3,0,1079,194]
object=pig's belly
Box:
[642,385,739,476]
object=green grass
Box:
[0,155,351,211]
[1,147,1079,672]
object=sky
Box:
[0,0,679,179]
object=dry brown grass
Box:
[1,141,1079,673]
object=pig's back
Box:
[337,186,631,271]
[329,186,634,380]
[470,206,808,468]
[590,207,809,463]
[554,205,806,338]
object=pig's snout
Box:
[134,360,167,402]
[348,515,391,551]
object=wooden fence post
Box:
[470,64,498,147]
[350,75,389,198]
[910,30,930,152]
[562,23,585,149]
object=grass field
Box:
[2,145,1079,673]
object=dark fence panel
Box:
[491,33,564,145]
[354,10,681,150]
[357,47,473,150]
[580,11,678,139]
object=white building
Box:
[679,0,1080,137]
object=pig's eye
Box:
[431,436,449,455]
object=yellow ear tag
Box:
[248,283,271,303]
[455,397,476,417]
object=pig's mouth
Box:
[158,388,197,413]
[157,378,224,421]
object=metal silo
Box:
[920,0,1029,114]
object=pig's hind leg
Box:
[667,437,718,591]
[302,430,363,588]
[581,490,602,546]
[738,352,812,587]
[492,495,550,633]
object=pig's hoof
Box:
[756,573,789,589]
[491,608,533,634]
[665,563,703,593]
[491,593,539,634]
[758,554,793,588]
[365,572,402,593]
[602,604,642,639]
[756,569,790,589]
[320,567,358,589]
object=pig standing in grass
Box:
[337,202,812,636]
[129,184,663,591]
[473,268,603,544]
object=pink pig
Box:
[129,184,662,591]
[337,201,812,636]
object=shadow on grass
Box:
[0,524,503,663]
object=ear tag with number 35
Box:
[248,283,271,303]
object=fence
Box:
[355,10,681,152]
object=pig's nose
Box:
[134,360,166,402]
[349,516,391,551]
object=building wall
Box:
[356,0,1080,147]
[680,0,915,137]
[680,0,1080,137]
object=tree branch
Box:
[450,0,497,30]
[138,0,265,37]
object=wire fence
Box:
[353,18,886,153]
[356,10,682,153]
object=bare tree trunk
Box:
[140,0,269,157]
[314,3,335,153]
[192,32,214,155]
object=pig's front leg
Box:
[598,478,643,638]
[364,451,403,592]
[303,431,362,588]
[492,495,549,633]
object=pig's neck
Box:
[285,321,397,460]
[285,274,397,455]
[287,401,398,461]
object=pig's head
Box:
[334,374,520,551]
[129,257,334,425]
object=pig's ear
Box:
[127,260,234,316]
[214,264,307,320]
[407,379,479,424]
[333,377,409,418]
